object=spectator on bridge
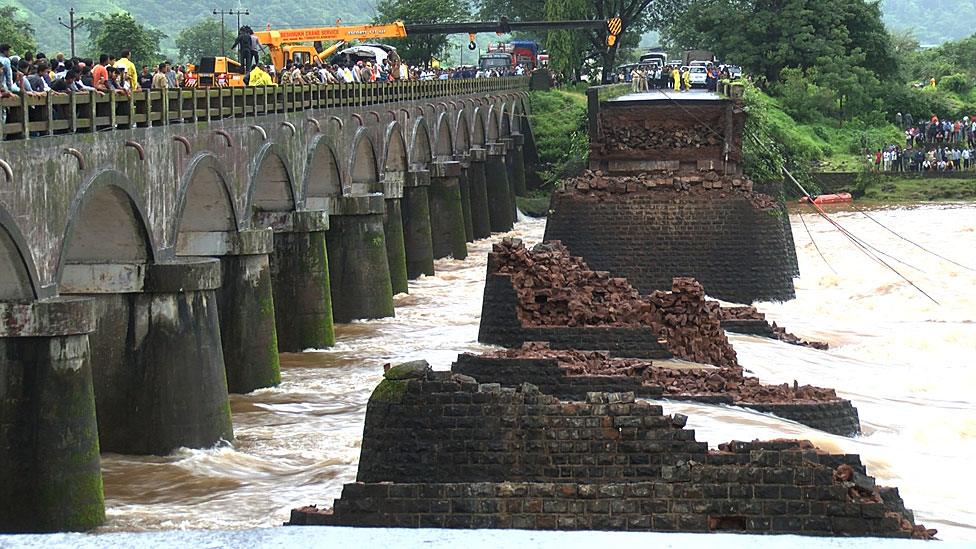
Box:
[165,61,178,88]
[48,69,77,93]
[0,44,19,95]
[114,50,138,90]
[151,63,169,89]
[138,65,153,90]
[247,64,275,86]
[232,27,253,73]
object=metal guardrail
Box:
[0,77,530,141]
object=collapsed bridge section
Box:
[545,88,798,304]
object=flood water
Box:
[95,205,976,540]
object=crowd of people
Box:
[625,63,731,93]
[1,35,527,100]
[250,59,526,87]
[871,113,976,172]
[0,44,188,98]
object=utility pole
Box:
[58,8,85,59]
[212,8,250,57]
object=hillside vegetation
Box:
[882,0,976,44]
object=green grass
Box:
[858,176,976,202]
[528,89,588,186]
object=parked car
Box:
[689,65,708,87]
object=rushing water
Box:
[93,205,976,540]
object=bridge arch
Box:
[172,154,239,245]
[486,106,500,142]
[349,128,381,194]
[247,143,297,217]
[509,101,522,134]
[471,108,487,147]
[434,112,454,161]
[0,205,39,300]
[454,111,471,157]
[408,118,433,171]
[384,122,409,173]
[501,104,512,137]
[303,135,342,209]
[57,170,155,291]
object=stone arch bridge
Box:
[0,78,536,533]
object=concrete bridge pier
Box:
[261,211,335,351]
[485,142,515,232]
[499,137,519,220]
[457,157,476,242]
[62,259,234,455]
[401,170,435,279]
[0,299,105,532]
[428,161,468,260]
[511,133,528,198]
[382,173,409,295]
[325,196,395,323]
[176,229,280,394]
[467,148,492,239]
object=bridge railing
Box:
[0,77,529,141]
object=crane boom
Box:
[253,18,620,73]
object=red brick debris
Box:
[600,125,723,153]
[708,441,936,540]
[486,343,842,405]
[560,169,778,210]
[719,306,830,350]
[833,464,937,540]
[491,239,738,368]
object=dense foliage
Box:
[82,13,166,67]
[175,19,236,63]
[882,0,976,45]
[373,0,471,66]
[527,89,589,185]
[0,7,37,55]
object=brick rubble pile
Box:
[487,342,842,406]
[600,125,723,153]
[561,170,778,210]
[719,305,830,350]
[491,239,737,368]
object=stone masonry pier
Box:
[289,363,934,539]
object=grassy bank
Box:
[527,89,588,187]
[856,175,976,201]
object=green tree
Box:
[374,0,471,67]
[175,18,235,63]
[83,12,166,67]
[662,0,894,85]
[0,6,38,56]
[545,0,590,80]
[477,0,686,83]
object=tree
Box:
[374,0,472,67]
[0,6,38,56]
[545,0,591,80]
[477,0,686,83]
[83,12,166,67]
[176,18,235,63]
[661,0,894,85]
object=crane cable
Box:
[852,205,975,272]
[653,85,941,304]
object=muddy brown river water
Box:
[95,205,976,540]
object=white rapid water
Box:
[85,205,975,541]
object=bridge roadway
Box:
[0,77,534,533]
